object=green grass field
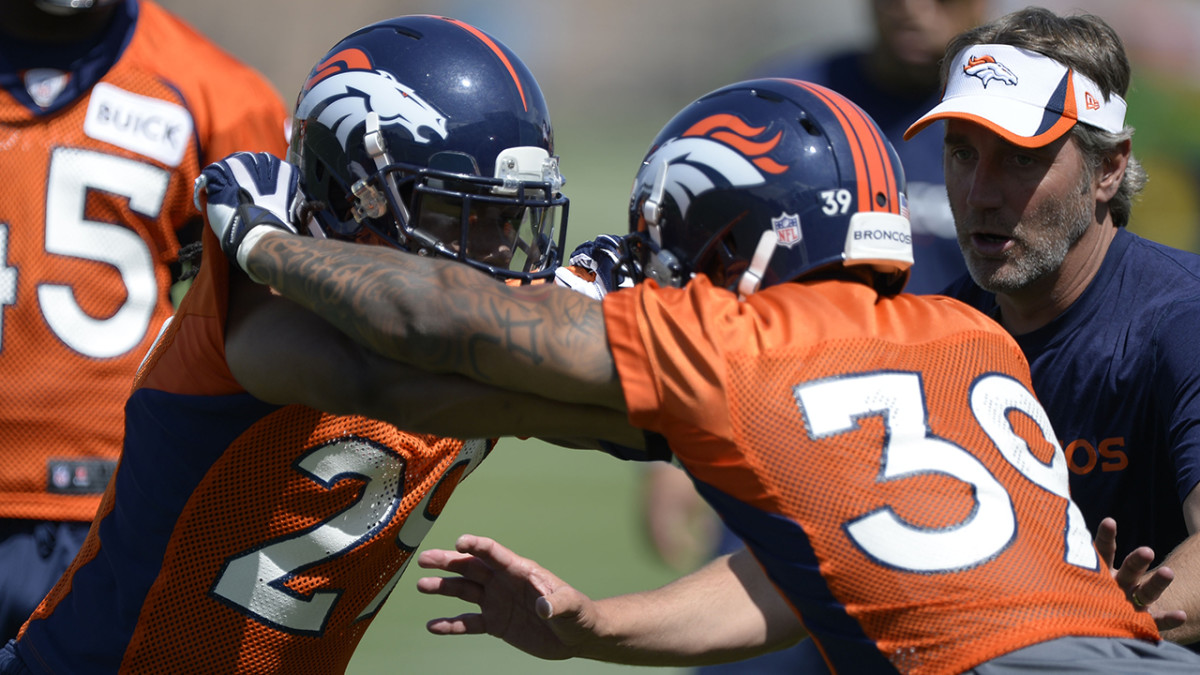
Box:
[346,112,697,674]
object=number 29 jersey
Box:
[0,0,288,522]
[604,276,1158,675]
[11,223,492,673]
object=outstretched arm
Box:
[224,272,639,443]
[198,152,624,412]
[197,152,634,442]
[416,535,805,666]
[246,231,625,411]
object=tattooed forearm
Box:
[246,232,621,406]
[249,234,435,362]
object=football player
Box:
[202,77,1200,672]
[0,14,576,674]
[0,0,287,642]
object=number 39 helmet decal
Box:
[629,79,912,296]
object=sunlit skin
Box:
[942,119,1127,335]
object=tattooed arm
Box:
[244,230,627,412]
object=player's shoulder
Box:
[122,1,288,153]
[1122,229,1200,282]
[128,1,283,99]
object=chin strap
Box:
[641,159,669,246]
[354,111,411,230]
[737,229,779,300]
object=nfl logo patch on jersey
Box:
[23,68,71,108]
[772,212,802,248]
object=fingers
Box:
[416,575,486,604]
[1154,609,1188,632]
[454,534,520,569]
[1094,517,1118,569]
[1119,558,1188,631]
[1139,566,1188,631]
[418,547,486,576]
[1132,564,1174,607]
[425,613,487,636]
[415,535,539,604]
[1112,545,1154,593]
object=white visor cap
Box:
[904,44,1127,148]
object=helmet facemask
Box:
[287,15,569,284]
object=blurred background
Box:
[152,0,1200,672]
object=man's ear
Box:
[1096,138,1131,203]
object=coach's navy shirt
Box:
[948,228,1200,572]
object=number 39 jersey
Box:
[0,0,288,521]
[11,225,491,673]
[604,276,1158,675]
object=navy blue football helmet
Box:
[628,78,913,296]
[288,15,568,283]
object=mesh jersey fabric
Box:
[603,276,1158,675]
[0,0,289,522]
[948,228,1200,565]
[11,221,491,673]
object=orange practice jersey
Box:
[0,0,288,522]
[604,276,1158,675]
[12,219,492,673]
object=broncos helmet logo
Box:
[294,48,449,151]
[963,54,1018,88]
[635,114,788,220]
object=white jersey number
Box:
[794,371,1095,573]
[0,148,166,356]
[211,437,488,635]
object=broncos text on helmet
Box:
[288,14,569,283]
[627,78,913,297]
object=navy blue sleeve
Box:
[1150,298,1200,502]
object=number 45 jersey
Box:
[10,221,492,672]
[604,276,1159,675]
[0,0,287,522]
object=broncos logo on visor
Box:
[634,114,788,220]
[295,47,449,151]
[963,54,1018,88]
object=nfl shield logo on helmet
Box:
[772,213,802,248]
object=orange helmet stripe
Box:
[437,16,529,112]
[785,80,900,214]
[304,48,373,91]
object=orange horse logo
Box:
[633,114,788,219]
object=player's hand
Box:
[417,534,598,660]
[554,233,642,300]
[193,151,302,281]
[1094,517,1187,630]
